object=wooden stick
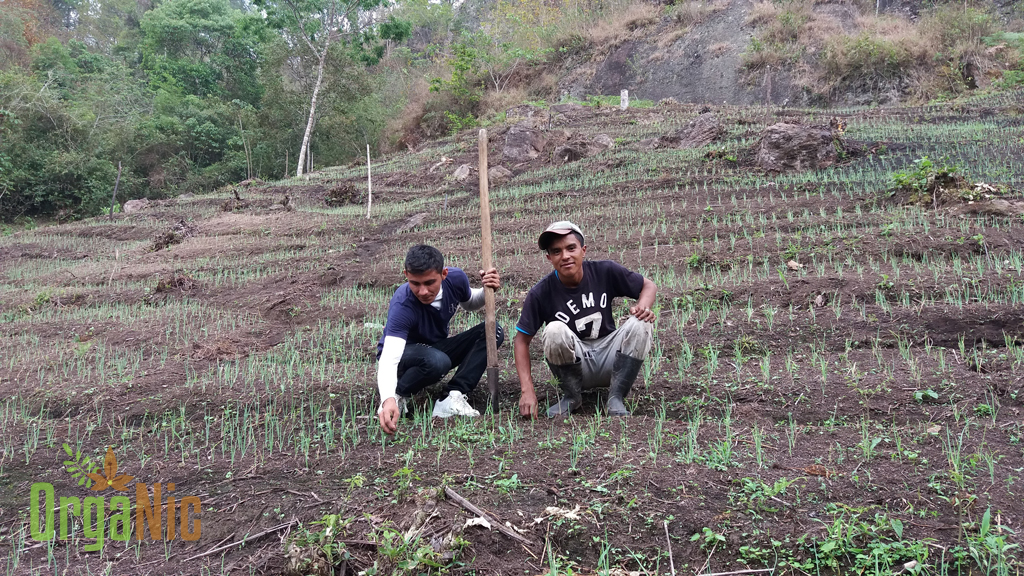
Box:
[664,520,676,576]
[365,144,372,219]
[478,129,499,413]
[700,569,775,576]
[183,520,297,562]
[444,486,532,546]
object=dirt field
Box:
[2,90,1024,575]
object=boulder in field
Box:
[755,122,842,173]
[554,133,615,164]
[123,199,151,213]
[503,122,548,163]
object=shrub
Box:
[921,4,995,49]
[741,37,790,71]
[821,33,914,89]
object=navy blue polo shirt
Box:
[376,267,472,358]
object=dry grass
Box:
[479,87,531,120]
[853,13,932,58]
[742,0,1021,102]
[657,29,688,48]
[709,42,732,56]
[801,10,846,46]
[670,0,728,29]
[384,77,433,152]
[746,1,780,27]
[587,2,661,48]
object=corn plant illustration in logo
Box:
[84,447,134,491]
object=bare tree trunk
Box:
[296,53,327,177]
[108,161,122,220]
[238,117,252,179]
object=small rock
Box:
[488,166,513,187]
[786,260,803,271]
[814,294,824,307]
[238,178,264,188]
[123,199,151,213]
[592,134,615,150]
[962,198,1024,217]
[453,164,473,183]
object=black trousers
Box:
[395,322,505,398]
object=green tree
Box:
[139,0,266,103]
[255,0,408,176]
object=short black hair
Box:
[404,244,444,274]
[545,231,585,254]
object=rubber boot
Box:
[546,362,584,418]
[606,351,643,416]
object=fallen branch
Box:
[184,520,297,562]
[664,520,676,576]
[444,486,534,546]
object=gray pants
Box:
[540,317,653,389]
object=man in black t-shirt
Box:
[514,221,657,418]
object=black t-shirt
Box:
[516,260,644,340]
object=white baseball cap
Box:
[538,221,584,250]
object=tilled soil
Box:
[2,92,1024,575]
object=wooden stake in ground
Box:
[478,129,499,413]
[366,144,372,219]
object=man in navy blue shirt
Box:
[377,244,504,434]
[514,221,657,418]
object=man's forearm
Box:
[377,336,406,405]
[514,334,535,394]
[637,278,657,309]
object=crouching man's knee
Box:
[617,317,654,359]
[540,322,577,365]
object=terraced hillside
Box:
[2,90,1024,574]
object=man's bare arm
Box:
[515,332,538,418]
[629,277,658,322]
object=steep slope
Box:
[562,0,774,105]
[549,0,1023,106]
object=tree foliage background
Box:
[0,0,416,220]
[3,0,1017,220]
[0,0,639,220]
